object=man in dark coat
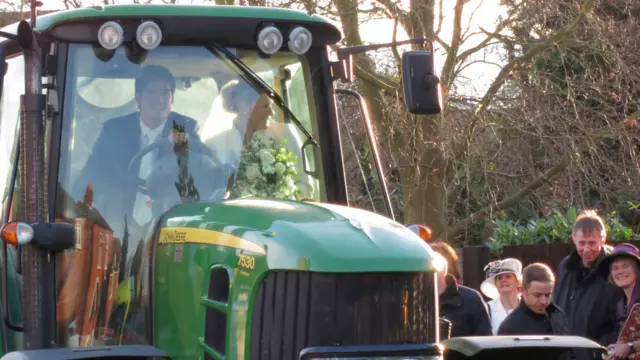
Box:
[552,210,622,359]
[430,242,492,338]
[498,263,573,360]
[72,65,224,228]
[498,262,570,335]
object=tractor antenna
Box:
[30,0,42,28]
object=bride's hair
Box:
[220,78,262,114]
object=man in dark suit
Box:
[72,65,225,228]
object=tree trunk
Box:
[399,0,449,234]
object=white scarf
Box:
[487,296,520,334]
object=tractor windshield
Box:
[53,43,326,347]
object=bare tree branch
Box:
[436,159,570,241]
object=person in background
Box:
[497,263,571,338]
[480,258,523,334]
[597,243,640,359]
[429,242,492,337]
[553,209,622,360]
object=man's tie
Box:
[133,133,155,226]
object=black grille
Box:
[249,271,436,360]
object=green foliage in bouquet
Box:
[230,132,301,200]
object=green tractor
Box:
[0,2,607,360]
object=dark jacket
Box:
[603,282,640,345]
[553,247,622,359]
[497,300,570,335]
[71,111,224,222]
[497,300,573,360]
[440,274,492,338]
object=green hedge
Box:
[487,207,637,255]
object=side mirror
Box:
[402,50,442,115]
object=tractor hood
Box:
[293,336,606,360]
[441,335,606,360]
[159,199,443,273]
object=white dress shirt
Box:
[133,119,166,226]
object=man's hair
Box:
[522,263,555,289]
[429,242,460,279]
[572,209,606,238]
[135,65,176,95]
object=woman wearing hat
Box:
[481,258,523,334]
[597,243,640,359]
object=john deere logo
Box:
[160,229,187,244]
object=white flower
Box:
[258,149,276,165]
[262,164,275,174]
[230,133,302,201]
[274,162,286,175]
[245,164,261,181]
[296,182,313,197]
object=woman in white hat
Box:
[481,258,523,334]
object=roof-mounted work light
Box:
[288,26,312,54]
[257,25,283,55]
[136,21,163,50]
[98,21,124,50]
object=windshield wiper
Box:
[207,43,318,147]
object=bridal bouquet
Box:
[230,132,301,200]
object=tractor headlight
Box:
[288,26,312,54]
[257,25,283,55]
[98,21,124,50]
[136,21,163,50]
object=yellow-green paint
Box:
[151,198,440,359]
[158,227,266,255]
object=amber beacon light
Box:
[406,223,432,242]
[1,221,35,246]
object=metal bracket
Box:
[333,37,430,82]
[20,94,46,112]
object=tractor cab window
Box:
[0,55,24,222]
[54,43,326,347]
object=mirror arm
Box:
[334,38,431,82]
[30,0,43,29]
[337,38,429,60]
[0,32,18,42]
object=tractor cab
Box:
[0,1,608,360]
[0,3,447,359]
[0,3,609,360]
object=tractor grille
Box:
[249,271,436,360]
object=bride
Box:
[206,78,274,168]
[203,76,316,200]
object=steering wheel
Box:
[125,137,227,220]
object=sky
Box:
[37,0,507,97]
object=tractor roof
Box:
[2,4,340,35]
